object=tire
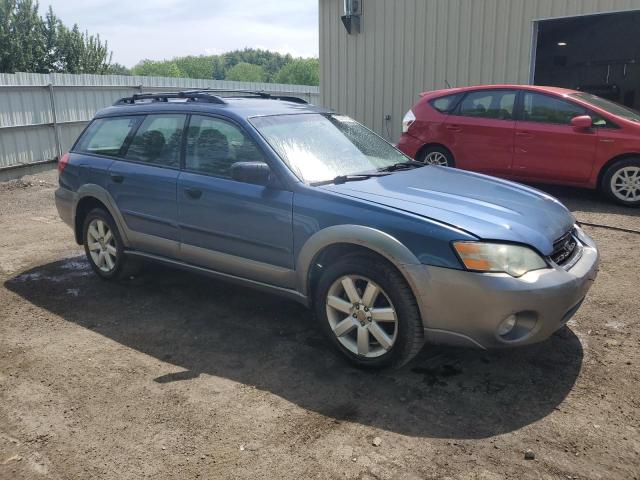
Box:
[83,208,136,280]
[601,158,640,207]
[313,254,425,369]
[417,145,455,167]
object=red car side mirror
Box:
[571,115,593,130]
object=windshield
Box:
[250,114,411,183]
[570,93,640,122]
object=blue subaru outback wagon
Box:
[55,90,599,368]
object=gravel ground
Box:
[0,169,639,480]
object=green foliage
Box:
[104,62,130,75]
[173,55,215,79]
[0,3,320,84]
[274,58,319,86]
[130,48,319,85]
[0,0,113,74]
[219,48,292,82]
[224,62,266,82]
[130,59,185,78]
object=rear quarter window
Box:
[75,116,141,157]
[429,94,463,114]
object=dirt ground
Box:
[0,169,638,480]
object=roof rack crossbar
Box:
[114,91,227,106]
[183,89,309,104]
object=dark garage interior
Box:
[534,10,640,110]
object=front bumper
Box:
[403,239,599,349]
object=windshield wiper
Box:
[311,172,390,186]
[378,160,425,173]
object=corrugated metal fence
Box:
[0,73,320,170]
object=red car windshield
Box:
[570,93,640,122]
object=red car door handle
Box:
[516,131,533,138]
[446,125,462,132]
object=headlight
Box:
[573,224,593,247]
[453,242,548,277]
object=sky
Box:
[41,0,320,67]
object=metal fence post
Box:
[47,83,63,160]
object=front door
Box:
[443,89,517,176]
[177,115,294,288]
[107,113,187,258]
[513,92,597,183]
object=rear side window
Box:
[125,114,186,168]
[75,116,141,157]
[185,115,265,178]
[458,90,516,120]
[429,94,462,113]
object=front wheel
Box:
[314,255,425,369]
[602,158,640,207]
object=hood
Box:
[320,166,575,255]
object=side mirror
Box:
[571,115,593,130]
[230,161,273,186]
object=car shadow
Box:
[531,183,640,218]
[4,256,584,439]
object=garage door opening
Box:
[532,10,640,110]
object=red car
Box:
[398,85,640,207]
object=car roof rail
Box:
[185,89,309,104]
[114,91,227,106]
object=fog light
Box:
[497,314,517,337]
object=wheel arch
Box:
[73,185,130,247]
[296,225,422,300]
[596,152,640,188]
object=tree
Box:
[220,48,292,82]
[105,63,130,75]
[173,55,214,79]
[0,0,46,73]
[131,59,184,77]
[274,58,319,86]
[0,0,113,74]
[225,62,265,82]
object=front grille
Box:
[550,229,580,267]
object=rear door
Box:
[177,115,294,287]
[443,89,517,176]
[107,113,186,259]
[513,92,597,183]
[71,115,142,191]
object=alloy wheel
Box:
[325,275,398,358]
[87,219,117,273]
[423,151,449,166]
[611,166,640,202]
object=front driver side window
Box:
[522,93,586,125]
[185,116,266,178]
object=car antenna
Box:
[445,80,452,88]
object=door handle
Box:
[185,187,202,199]
[110,173,124,183]
[515,131,533,138]
[446,125,462,132]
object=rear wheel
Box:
[417,145,454,167]
[314,255,425,369]
[602,158,640,207]
[83,208,133,279]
